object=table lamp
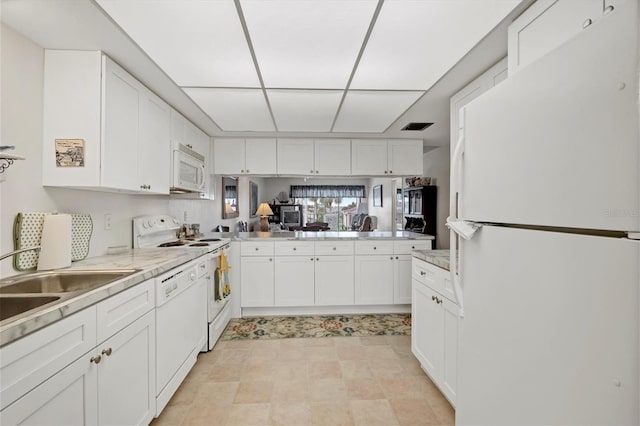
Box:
[256,203,274,232]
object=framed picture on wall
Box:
[250,181,258,217]
[373,185,383,207]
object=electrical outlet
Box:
[104,214,112,230]
[183,211,188,222]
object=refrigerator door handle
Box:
[450,107,466,220]
[446,219,482,318]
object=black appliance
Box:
[403,185,437,237]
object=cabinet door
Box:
[351,139,387,175]
[139,91,171,194]
[441,298,458,406]
[214,138,246,175]
[354,255,394,304]
[277,139,315,175]
[0,307,97,411]
[450,58,507,157]
[102,56,141,191]
[0,353,98,425]
[186,124,209,160]
[98,310,156,426]
[315,255,354,305]
[387,140,423,176]
[240,256,274,307]
[411,280,443,383]
[170,108,186,146]
[245,138,277,174]
[507,0,602,75]
[314,139,351,175]
[274,256,315,306]
[393,254,413,304]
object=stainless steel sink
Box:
[0,269,139,294]
[0,296,61,321]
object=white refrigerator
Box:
[449,2,639,425]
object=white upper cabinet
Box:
[170,109,209,158]
[314,139,351,176]
[508,0,615,75]
[450,57,508,157]
[42,50,170,194]
[139,91,171,194]
[351,139,423,176]
[277,139,315,175]
[214,138,277,175]
[277,138,351,176]
[387,140,423,176]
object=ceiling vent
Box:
[401,122,433,131]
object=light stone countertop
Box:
[204,230,435,241]
[0,247,209,347]
[412,249,451,271]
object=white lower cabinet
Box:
[411,257,458,407]
[0,349,98,425]
[97,310,155,426]
[315,255,354,305]
[241,256,275,307]
[274,256,315,306]
[240,239,428,309]
[0,280,156,425]
[354,255,394,305]
[393,254,413,304]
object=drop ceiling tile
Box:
[97,0,259,87]
[241,0,377,89]
[351,0,520,90]
[267,89,343,132]
[184,88,274,131]
[333,91,424,133]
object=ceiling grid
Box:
[95,0,521,134]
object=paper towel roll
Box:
[37,213,72,270]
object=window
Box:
[290,185,365,231]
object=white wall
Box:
[423,147,451,249]
[367,177,395,231]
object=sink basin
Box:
[0,269,139,294]
[0,296,60,321]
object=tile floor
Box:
[151,335,455,426]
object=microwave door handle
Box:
[197,164,205,187]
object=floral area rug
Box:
[221,313,411,340]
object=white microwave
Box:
[171,144,206,193]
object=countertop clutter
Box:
[412,249,451,271]
[0,247,209,347]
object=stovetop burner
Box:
[199,238,221,242]
[157,241,187,247]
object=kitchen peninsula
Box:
[221,230,435,316]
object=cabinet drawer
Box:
[413,260,438,290]
[355,240,394,255]
[314,241,354,256]
[241,241,275,256]
[274,241,315,256]
[96,279,154,343]
[0,306,97,411]
[393,240,431,255]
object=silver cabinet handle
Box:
[420,271,426,276]
[241,169,245,173]
[316,258,319,261]
[246,169,250,173]
[583,18,592,28]
[432,295,436,301]
[390,256,393,260]
[389,170,392,174]
[102,348,112,356]
[310,169,314,173]
[269,258,272,261]
[310,258,314,261]
[90,355,102,364]
[332,247,336,251]
[384,170,388,174]
[604,5,614,14]
[255,247,259,251]
[293,247,297,251]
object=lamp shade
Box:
[256,203,274,217]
